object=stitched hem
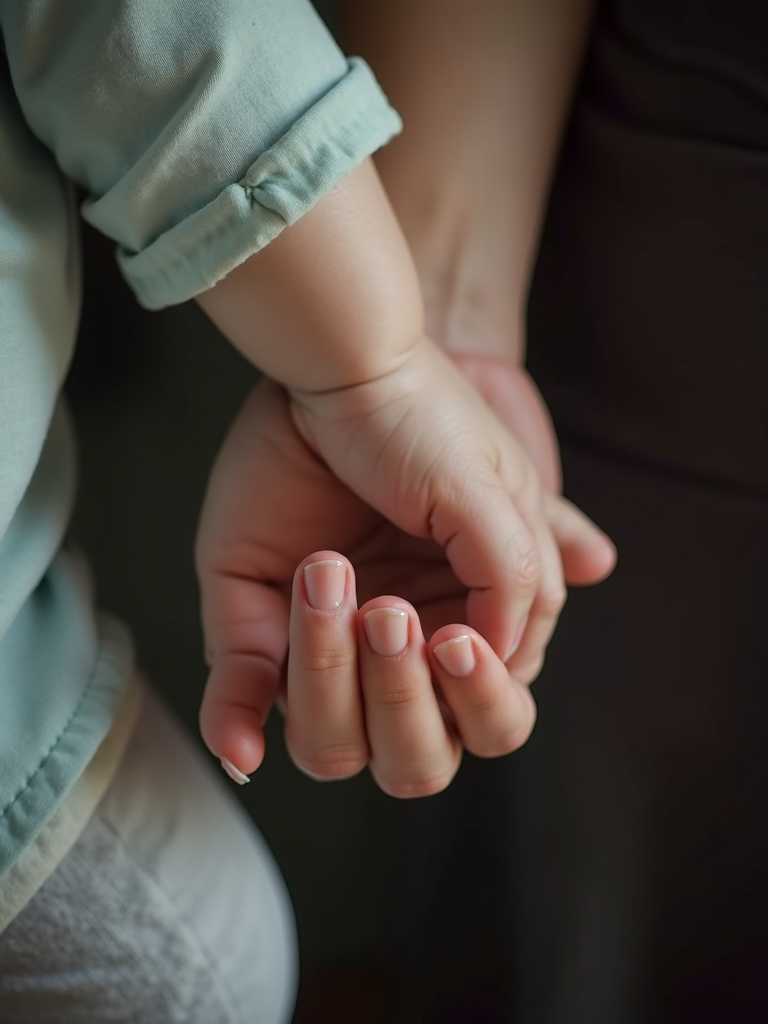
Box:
[117,57,402,309]
[0,672,145,932]
[0,613,134,876]
[0,620,128,822]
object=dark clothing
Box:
[393,3,768,1021]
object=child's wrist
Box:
[196,159,428,392]
[286,333,433,425]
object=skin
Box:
[195,352,614,795]
[340,0,598,362]
[194,3,612,794]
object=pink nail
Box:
[304,559,345,610]
[433,635,476,678]
[364,608,408,657]
[221,758,250,785]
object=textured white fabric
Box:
[0,689,297,1024]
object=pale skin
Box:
[195,1,611,796]
[340,0,598,362]
[195,356,612,796]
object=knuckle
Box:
[376,767,458,799]
[477,720,535,758]
[538,585,567,619]
[294,743,369,781]
[512,541,541,592]
[471,699,537,758]
[301,648,357,675]
[462,690,502,716]
[367,682,422,712]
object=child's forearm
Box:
[195,159,424,394]
[196,1,598,384]
[339,0,597,360]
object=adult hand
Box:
[196,354,614,796]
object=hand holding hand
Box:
[196,345,615,795]
[288,336,612,666]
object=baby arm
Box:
[197,160,607,655]
[1,0,612,791]
[195,160,615,787]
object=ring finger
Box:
[358,597,462,798]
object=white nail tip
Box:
[221,757,250,785]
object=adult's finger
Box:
[198,573,289,781]
[285,552,369,781]
[358,597,462,797]
[428,625,537,758]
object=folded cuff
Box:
[118,58,402,310]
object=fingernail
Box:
[505,615,529,661]
[364,607,409,657]
[304,559,345,610]
[221,757,250,785]
[433,635,476,677]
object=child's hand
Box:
[196,374,533,796]
[287,336,613,668]
[195,346,618,790]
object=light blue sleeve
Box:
[0,0,401,308]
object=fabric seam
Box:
[0,645,122,821]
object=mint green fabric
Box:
[0,0,400,881]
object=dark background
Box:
[65,1,768,1021]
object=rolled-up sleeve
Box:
[0,0,401,308]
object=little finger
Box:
[429,626,537,758]
[359,598,462,798]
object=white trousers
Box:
[0,688,298,1023]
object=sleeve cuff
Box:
[117,58,402,310]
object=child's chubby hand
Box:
[196,341,616,796]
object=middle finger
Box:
[358,597,462,798]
